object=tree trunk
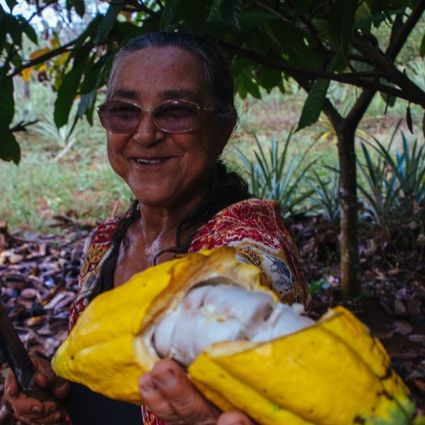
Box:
[336,125,361,297]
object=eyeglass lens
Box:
[99,101,202,133]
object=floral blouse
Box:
[68,198,310,424]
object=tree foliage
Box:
[1,0,423,163]
[1,0,424,295]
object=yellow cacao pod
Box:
[52,248,414,425]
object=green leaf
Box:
[423,111,425,139]
[328,0,357,51]
[264,20,324,69]
[420,33,425,57]
[406,105,413,134]
[238,10,277,29]
[380,91,396,111]
[95,3,123,44]
[6,13,22,47]
[354,1,372,30]
[0,8,7,48]
[77,90,97,125]
[233,63,261,99]
[22,23,37,44]
[297,79,330,131]
[0,129,20,164]
[161,0,212,31]
[255,67,283,92]
[0,75,14,126]
[116,21,144,38]
[76,15,102,46]
[73,0,85,17]
[218,0,243,29]
[54,46,91,128]
[161,0,185,27]
[79,55,98,94]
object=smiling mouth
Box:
[132,157,171,165]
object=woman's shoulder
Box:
[216,197,281,217]
[79,217,121,272]
[189,198,287,251]
[88,216,122,244]
[189,198,310,305]
[217,198,280,215]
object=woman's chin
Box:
[134,188,203,212]
[132,188,183,209]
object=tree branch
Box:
[10,39,77,78]
[26,1,57,28]
[346,0,425,125]
[357,35,425,107]
[254,0,372,65]
[386,0,425,59]
[219,40,423,105]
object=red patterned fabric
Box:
[69,218,120,330]
[189,199,309,304]
[68,198,309,424]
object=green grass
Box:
[2,147,132,232]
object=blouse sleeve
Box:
[189,199,310,306]
[68,218,120,329]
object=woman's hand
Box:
[139,359,254,425]
[3,355,70,425]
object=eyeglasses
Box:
[97,99,216,134]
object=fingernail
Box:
[31,405,41,413]
[140,377,157,394]
[156,368,176,387]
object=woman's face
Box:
[106,46,230,210]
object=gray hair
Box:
[108,31,237,124]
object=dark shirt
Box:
[68,383,141,424]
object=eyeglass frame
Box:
[97,98,217,134]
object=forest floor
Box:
[0,214,424,422]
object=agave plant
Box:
[32,113,81,161]
[358,129,425,224]
[237,131,316,219]
[373,133,425,214]
[357,142,400,225]
[309,166,340,223]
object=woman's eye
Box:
[109,105,139,117]
[158,104,197,118]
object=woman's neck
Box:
[113,193,205,286]
[136,192,204,243]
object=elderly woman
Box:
[4,32,309,425]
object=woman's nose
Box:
[132,112,164,145]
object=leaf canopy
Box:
[0,0,424,162]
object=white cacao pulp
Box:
[153,284,314,366]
